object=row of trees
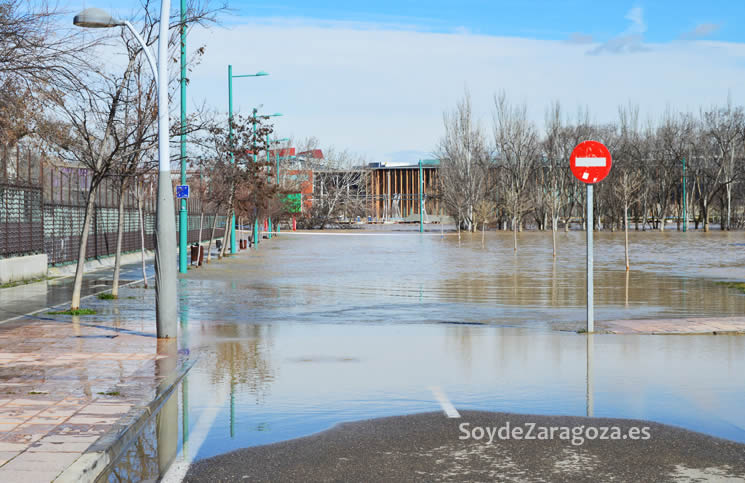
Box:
[437,91,745,267]
[1,1,299,309]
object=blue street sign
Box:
[176,185,189,199]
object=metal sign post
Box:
[570,140,612,334]
[586,184,593,332]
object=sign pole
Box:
[570,140,610,334]
[586,183,594,333]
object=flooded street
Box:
[112,230,745,478]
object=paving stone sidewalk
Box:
[0,272,183,482]
[601,316,745,334]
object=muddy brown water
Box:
[103,230,745,480]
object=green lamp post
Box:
[228,67,268,254]
[250,111,281,245]
[268,137,290,237]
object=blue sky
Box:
[78,1,745,162]
[230,1,743,43]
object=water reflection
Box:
[107,231,745,478]
[586,334,594,417]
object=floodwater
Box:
[105,230,745,480]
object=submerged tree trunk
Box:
[624,202,630,271]
[512,216,518,251]
[219,208,233,259]
[70,185,98,309]
[551,216,558,258]
[207,209,220,263]
[481,221,485,248]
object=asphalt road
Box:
[184,411,745,482]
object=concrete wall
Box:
[0,254,48,284]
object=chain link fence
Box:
[1,145,225,266]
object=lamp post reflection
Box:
[156,339,178,475]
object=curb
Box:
[54,357,196,483]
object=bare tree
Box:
[437,91,490,231]
[615,105,646,270]
[542,101,573,257]
[703,97,744,230]
[493,92,540,250]
[306,149,369,229]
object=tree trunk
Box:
[137,188,148,288]
[70,184,98,310]
[456,213,460,248]
[198,210,204,247]
[112,182,127,298]
[703,198,710,232]
[481,221,485,248]
[726,183,732,231]
[624,202,630,271]
[512,216,517,251]
[551,216,558,258]
[207,209,220,263]
[220,207,233,259]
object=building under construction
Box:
[310,160,443,223]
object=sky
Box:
[73,1,745,162]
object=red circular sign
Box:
[570,140,612,184]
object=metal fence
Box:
[1,145,225,265]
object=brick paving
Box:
[601,317,745,334]
[0,281,180,482]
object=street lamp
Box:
[228,66,269,254]
[251,111,282,243]
[74,5,178,339]
[270,138,290,236]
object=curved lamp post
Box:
[74,5,178,339]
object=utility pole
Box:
[419,160,423,233]
[266,133,272,239]
[682,157,687,232]
[252,108,259,247]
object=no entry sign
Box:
[570,141,612,184]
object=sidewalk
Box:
[0,261,188,482]
[600,317,745,334]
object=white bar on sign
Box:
[576,157,606,167]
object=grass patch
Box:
[48,308,97,316]
[719,281,745,294]
[28,390,49,395]
[97,390,121,396]
[97,293,117,300]
[0,276,55,289]
[126,296,136,300]
[577,328,588,334]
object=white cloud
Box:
[589,6,648,55]
[681,23,721,40]
[184,18,745,161]
[566,33,594,45]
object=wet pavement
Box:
[0,262,153,323]
[602,316,745,334]
[0,262,185,482]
